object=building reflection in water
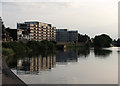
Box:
[16,48,91,74]
[56,51,78,63]
[15,48,113,75]
[17,55,56,74]
[56,48,90,64]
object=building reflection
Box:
[56,51,78,63]
[56,48,90,64]
[17,55,56,74]
[16,48,91,74]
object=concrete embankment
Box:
[2,56,27,86]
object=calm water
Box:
[9,47,119,84]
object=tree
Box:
[78,34,90,43]
[93,34,112,47]
[117,39,120,47]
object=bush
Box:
[39,40,56,50]
[2,48,14,56]
[26,41,40,50]
[2,42,29,53]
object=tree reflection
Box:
[77,48,90,58]
[94,48,112,58]
[56,48,90,64]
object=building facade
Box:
[56,29,78,43]
[56,29,69,42]
[69,31,78,43]
[17,21,56,41]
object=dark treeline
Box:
[78,33,119,48]
[113,39,120,47]
[93,34,112,48]
[78,34,90,43]
[2,33,120,56]
[78,34,91,47]
[2,40,56,56]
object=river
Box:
[7,47,119,84]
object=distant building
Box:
[17,21,56,41]
[17,29,25,41]
[69,31,78,43]
[56,29,69,43]
[56,29,78,43]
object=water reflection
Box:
[56,50,78,63]
[56,48,90,64]
[94,48,112,58]
[118,51,120,53]
[7,48,113,75]
[77,48,90,57]
[17,56,56,74]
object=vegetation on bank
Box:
[2,40,56,56]
[2,34,120,56]
[78,33,120,48]
[2,48,14,56]
[113,39,120,47]
[117,39,120,47]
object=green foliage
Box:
[93,34,112,47]
[26,40,56,51]
[40,40,56,51]
[117,39,120,47]
[2,48,14,56]
[26,41,40,50]
[66,44,74,48]
[2,42,29,53]
[2,40,56,56]
[78,34,90,43]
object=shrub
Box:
[2,48,14,56]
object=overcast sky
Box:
[1,0,119,39]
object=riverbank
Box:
[2,41,89,56]
[2,40,56,56]
[2,56,27,86]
